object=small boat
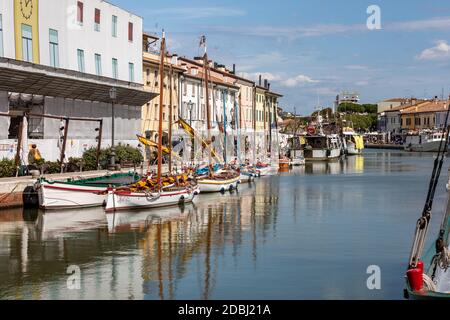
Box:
[105,183,199,212]
[239,171,255,183]
[404,123,450,300]
[279,157,291,170]
[197,169,241,193]
[342,128,364,155]
[35,172,140,210]
[291,156,305,166]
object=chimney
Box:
[171,54,178,65]
[232,64,236,74]
[259,75,262,86]
[268,83,271,91]
[264,79,268,89]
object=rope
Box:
[423,273,437,292]
[0,184,19,203]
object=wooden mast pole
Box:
[168,63,173,173]
[157,32,166,188]
[203,40,213,175]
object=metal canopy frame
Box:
[0,57,158,106]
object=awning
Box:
[0,57,158,106]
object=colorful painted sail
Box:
[137,135,171,154]
[176,118,223,163]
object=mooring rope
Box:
[0,184,19,203]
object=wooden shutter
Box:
[128,22,133,41]
[95,8,100,24]
[77,1,84,23]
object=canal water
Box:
[0,150,448,300]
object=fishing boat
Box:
[342,128,364,155]
[405,131,449,152]
[404,111,450,300]
[105,32,197,212]
[35,172,140,210]
[303,134,341,161]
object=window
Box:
[77,49,85,72]
[128,22,133,42]
[112,58,118,79]
[192,84,196,97]
[21,24,33,62]
[94,8,101,31]
[77,1,84,24]
[129,62,135,82]
[95,53,102,76]
[112,15,117,37]
[49,29,59,68]
[183,82,187,95]
[0,14,3,57]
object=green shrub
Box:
[0,158,16,178]
[44,161,61,174]
[81,145,143,171]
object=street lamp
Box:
[109,87,117,170]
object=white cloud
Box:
[238,72,282,82]
[388,17,450,31]
[417,40,450,60]
[151,7,246,20]
[281,75,319,87]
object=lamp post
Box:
[109,87,117,170]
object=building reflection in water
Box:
[0,182,280,300]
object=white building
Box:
[0,0,154,164]
[0,0,143,83]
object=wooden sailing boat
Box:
[196,36,240,193]
[405,103,450,299]
[105,32,199,212]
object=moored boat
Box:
[105,184,199,212]
[303,135,341,161]
[342,128,364,155]
[35,172,140,210]
[404,116,450,300]
[197,168,240,193]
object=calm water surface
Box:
[0,150,448,300]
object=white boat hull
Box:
[304,148,341,161]
[405,140,448,152]
[346,142,363,155]
[37,181,107,210]
[257,166,278,176]
[239,173,255,183]
[198,176,240,193]
[105,186,200,212]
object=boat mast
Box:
[168,63,173,173]
[202,37,213,174]
[252,85,257,165]
[223,90,227,163]
[157,32,166,188]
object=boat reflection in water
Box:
[0,182,279,300]
[286,155,365,176]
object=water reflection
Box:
[0,150,444,300]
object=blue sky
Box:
[111,0,450,115]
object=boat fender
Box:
[179,195,185,202]
[220,187,225,193]
[406,268,423,291]
[229,185,234,191]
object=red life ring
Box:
[307,126,316,135]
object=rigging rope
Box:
[408,100,450,269]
